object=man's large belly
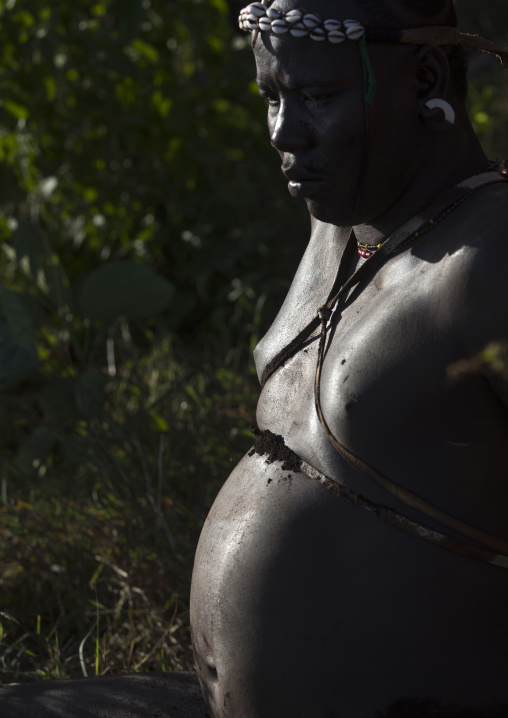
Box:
[191,451,508,718]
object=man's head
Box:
[250,0,475,226]
[359,0,456,25]
[353,0,468,98]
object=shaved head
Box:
[362,0,457,27]
[369,0,467,98]
[259,0,467,96]
[367,0,466,97]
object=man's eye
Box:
[262,96,279,107]
[305,93,332,104]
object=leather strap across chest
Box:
[260,176,508,570]
[261,176,506,388]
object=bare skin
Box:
[190,1,508,716]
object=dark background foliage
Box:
[0,0,507,682]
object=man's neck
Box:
[353,134,490,247]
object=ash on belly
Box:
[249,426,302,473]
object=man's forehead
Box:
[252,1,392,86]
[254,31,360,87]
[255,44,359,89]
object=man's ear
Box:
[413,45,455,131]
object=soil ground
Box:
[0,672,209,718]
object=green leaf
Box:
[56,434,91,467]
[130,39,159,63]
[165,290,197,331]
[211,0,228,14]
[11,223,70,310]
[44,76,57,101]
[77,261,174,321]
[43,251,72,311]
[38,379,76,425]
[74,370,107,418]
[0,286,36,353]
[110,0,144,37]
[12,220,40,279]
[0,323,38,392]
[151,412,169,432]
[17,426,56,476]
[2,99,29,120]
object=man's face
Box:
[253,1,423,226]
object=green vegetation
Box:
[0,0,507,684]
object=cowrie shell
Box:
[245,19,258,30]
[258,17,272,31]
[346,25,365,40]
[247,12,258,23]
[302,13,320,29]
[310,27,326,41]
[266,6,282,19]
[285,9,303,24]
[271,18,288,33]
[343,19,359,28]
[247,2,265,15]
[290,25,309,37]
[323,19,342,32]
[327,29,346,43]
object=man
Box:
[190,1,508,716]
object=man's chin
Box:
[305,197,355,228]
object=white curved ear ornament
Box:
[424,99,456,126]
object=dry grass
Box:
[0,492,193,682]
[0,362,257,685]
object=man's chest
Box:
[257,249,508,490]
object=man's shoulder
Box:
[431,181,508,284]
[460,181,508,258]
[398,181,508,348]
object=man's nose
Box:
[270,101,311,153]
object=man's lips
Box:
[282,167,321,183]
[283,168,324,197]
[286,176,324,198]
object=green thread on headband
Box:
[353,35,376,221]
[359,35,377,124]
